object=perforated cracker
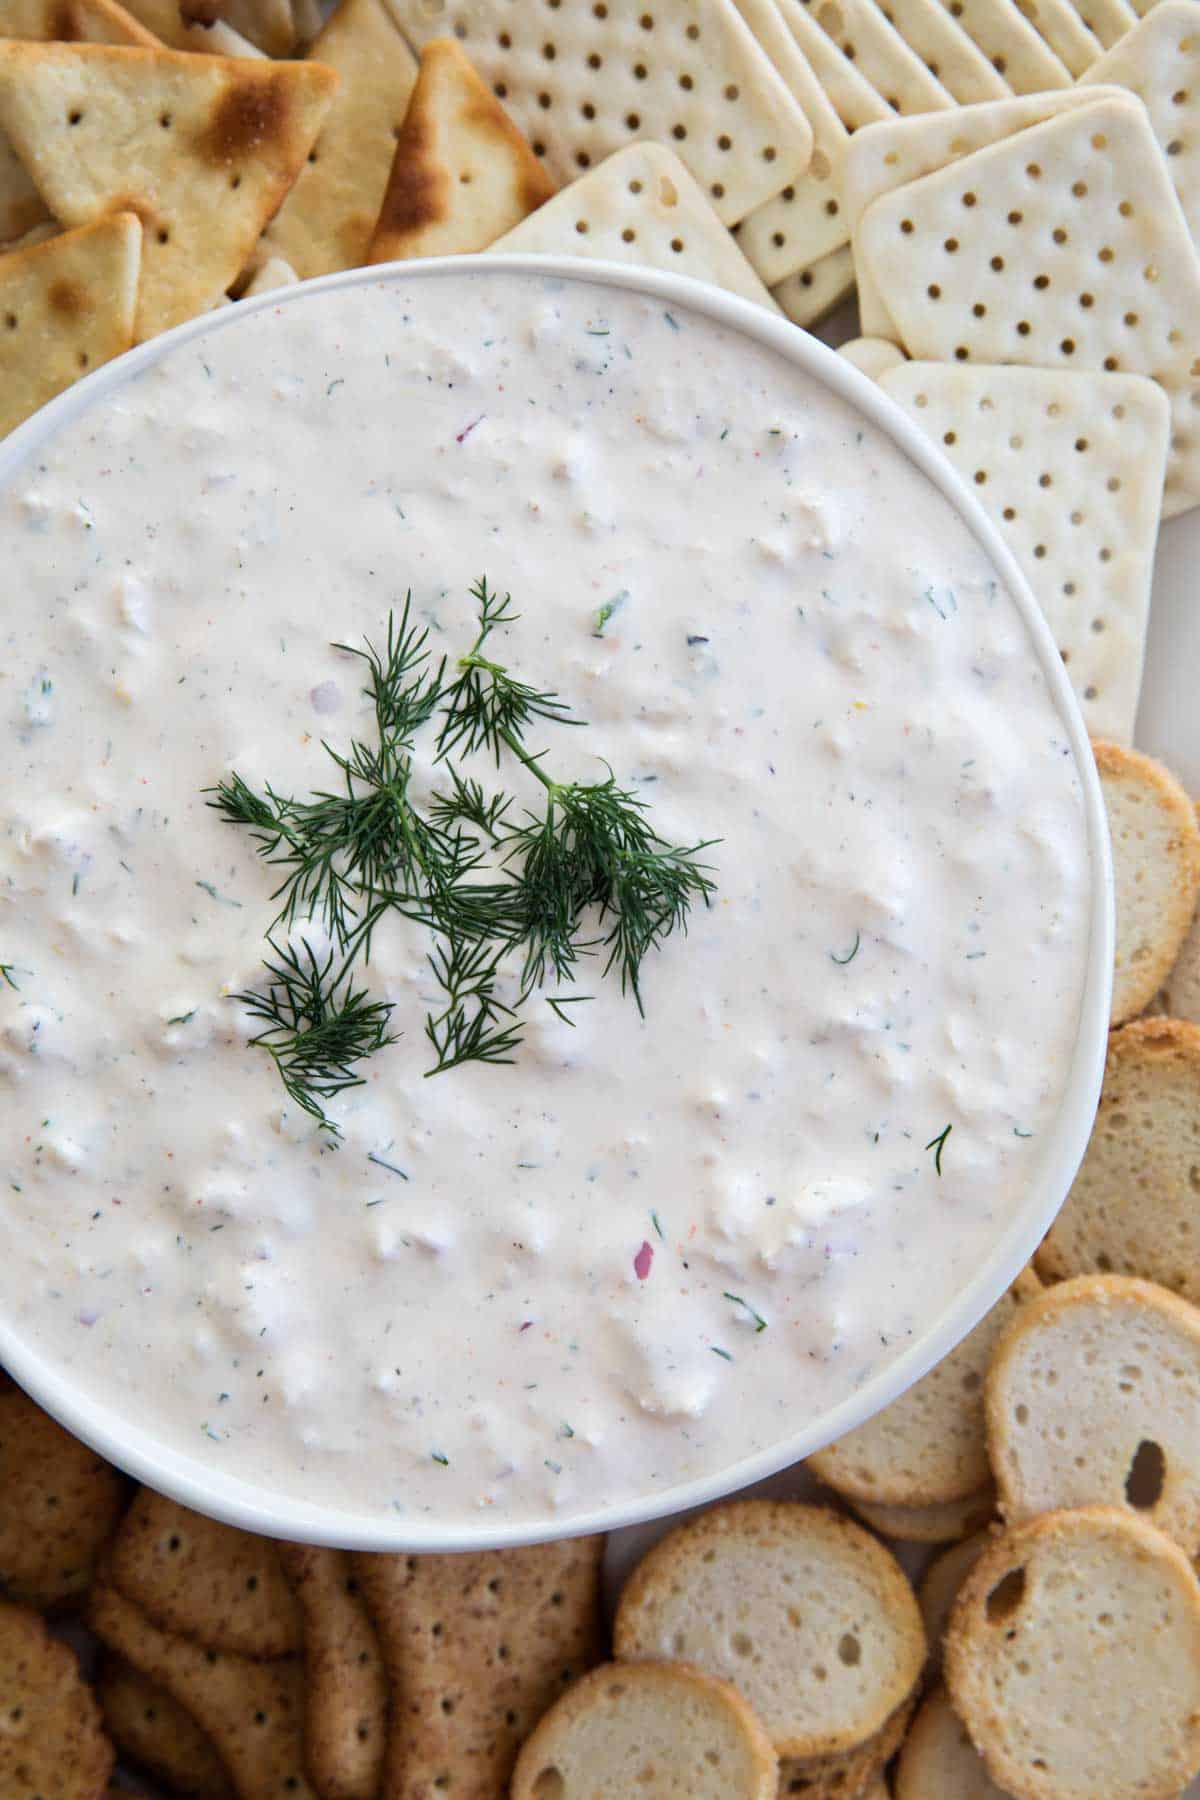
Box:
[844,88,1125,333]
[1073,0,1136,47]
[797,0,956,113]
[772,241,854,325]
[487,141,778,310]
[1081,2,1200,250]
[1010,0,1101,76]
[857,93,1200,504]
[386,0,813,228]
[929,0,1070,91]
[879,363,1170,741]
[838,333,907,376]
[877,0,1011,103]
[770,0,889,130]
[1164,378,1200,517]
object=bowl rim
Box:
[0,252,1114,1550]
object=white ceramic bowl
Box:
[0,256,1113,1549]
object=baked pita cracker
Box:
[368,37,554,264]
[0,42,336,338]
[487,142,779,312]
[0,211,139,437]
[1081,2,1200,251]
[844,87,1127,334]
[880,363,1169,742]
[772,241,855,327]
[179,0,294,55]
[260,0,417,278]
[855,93,1200,505]
[384,0,814,229]
[108,0,264,54]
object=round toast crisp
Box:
[847,1487,996,1545]
[510,1659,778,1799]
[1163,807,1200,1021]
[613,1500,925,1760]
[0,1596,113,1800]
[986,1274,1200,1556]
[776,1693,914,1797]
[917,1532,992,1677]
[945,1507,1200,1800]
[0,1384,127,1611]
[808,1271,1040,1508]
[1093,742,1200,1025]
[1035,1018,1200,1305]
[894,1685,1010,1800]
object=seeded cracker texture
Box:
[614,1500,926,1758]
[351,1535,605,1800]
[0,1596,113,1800]
[1093,740,1200,1021]
[96,1655,234,1800]
[511,1659,779,1799]
[275,1543,388,1800]
[945,1507,1200,1800]
[0,1381,128,1611]
[107,1488,303,1658]
[1035,1017,1200,1304]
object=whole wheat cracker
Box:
[385,0,815,229]
[876,0,1011,103]
[367,38,553,264]
[0,42,336,338]
[1034,1017,1200,1304]
[96,1656,233,1800]
[846,1487,997,1543]
[796,0,956,114]
[0,1596,113,1800]
[917,1529,991,1675]
[614,1500,926,1759]
[275,1544,386,1800]
[894,1684,1010,1800]
[1094,740,1200,1021]
[107,1488,302,1657]
[772,242,854,326]
[776,1693,915,1797]
[855,92,1200,507]
[945,1506,1200,1800]
[1163,819,1200,1018]
[0,1382,127,1609]
[259,0,416,279]
[351,1535,605,1800]
[838,334,906,377]
[1006,0,1100,75]
[0,211,140,440]
[486,143,780,312]
[878,363,1170,744]
[511,1659,780,1799]
[88,1572,316,1800]
[986,1273,1200,1556]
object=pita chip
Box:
[0,42,336,337]
[260,0,417,278]
[368,38,553,265]
[102,0,263,54]
[0,211,139,437]
[178,0,295,56]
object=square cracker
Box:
[878,362,1169,742]
[926,0,1070,92]
[0,42,336,338]
[0,211,139,437]
[844,87,1127,333]
[799,0,956,114]
[383,0,814,229]
[1008,0,1101,76]
[874,0,1011,103]
[855,93,1200,504]
[487,141,780,312]
[367,37,554,263]
[259,0,417,278]
[1080,2,1200,250]
[1071,0,1136,49]
[772,241,854,326]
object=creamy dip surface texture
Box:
[0,269,1092,1530]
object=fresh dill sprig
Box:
[423,935,523,1076]
[435,577,579,765]
[231,939,398,1138]
[0,964,17,991]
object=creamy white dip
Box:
[0,270,1091,1528]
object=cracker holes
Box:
[1126,1438,1166,1510]
[575,151,590,168]
[530,1771,564,1798]
[67,108,84,125]
[1034,274,1049,290]
[985,1566,1027,1624]
[633,61,646,78]
[3,312,16,331]
[717,133,732,152]
[625,113,640,131]
[574,218,589,235]
[838,1632,861,1665]
[156,228,170,246]
[991,255,1005,272]
[159,112,172,129]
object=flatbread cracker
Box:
[0,43,336,338]
[487,142,780,312]
[772,242,854,326]
[878,364,1169,742]
[0,211,139,439]
[89,1573,316,1800]
[368,38,553,264]
[97,1656,233,1800]
[260,0,416,278]
[929,0,1070,91]
[799,0,956,114]
[107,1488,303,1657]
[844,88,1122,334]
[276,1545,387,1800]
[352,1535,605,1799]
[1081,2,1200,252]
[0,1596,113,1800]
[0,1382,127,1609]
[878,0,1011,102]
[385,0,815,229]
[856,93,1200,506]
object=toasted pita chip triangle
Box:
[179,0,294,55]
[260,0,417,278]
[0,211,139,435]
[367,38,553,265]
[111,0,263,55]
[0,43,336,338]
